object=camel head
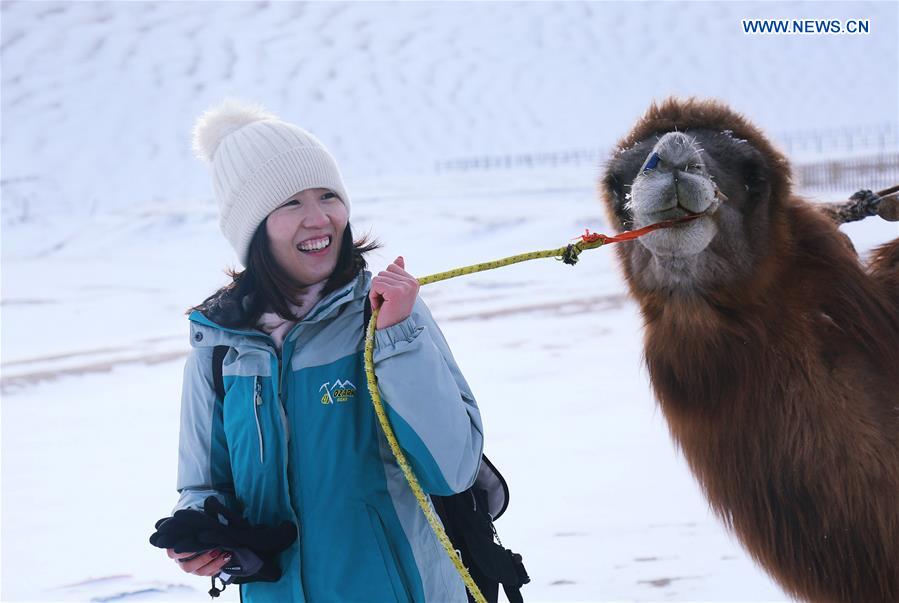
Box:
[600,98,792,292]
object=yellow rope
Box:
[364,310,486,603]
[363,237,608,603]
[417,238,607,286]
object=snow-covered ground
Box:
[3,168,897,602]
[2,1,898,602]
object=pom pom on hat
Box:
[191,99,277,162]
[192,98,351,266]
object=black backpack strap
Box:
[212,345,229,402]
[464,488,529,603]
[433,488,529,603]
[363,295,373,332]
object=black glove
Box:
[150,496,297,584]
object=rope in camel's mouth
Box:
[576,211,707,247]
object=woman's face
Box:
[265,187,349,287]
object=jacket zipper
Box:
[253,376,264,464]
[275,349,304,600]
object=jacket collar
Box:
[188,270,371,350]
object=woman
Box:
[166,100,484,602]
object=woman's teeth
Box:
[298,236,330,252]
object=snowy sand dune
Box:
[2,1,897,254]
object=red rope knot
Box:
[578,229,608,245]
[562,230,609,265]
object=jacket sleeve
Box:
[172,345,238,513]
[372,296,484,495]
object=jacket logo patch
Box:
[319,379,357,405]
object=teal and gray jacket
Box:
[174,270,484,602]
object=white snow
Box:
[2,2,898,602]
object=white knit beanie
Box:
[191,99,351,265]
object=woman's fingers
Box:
[372,278,414,298]
[171,549,231,575]
[168,548,203,561]
[384,256,419,283]
[368,289,382,311]
[377,266,419,289]
[375,270,405,282]
[375,272,416,288]
[193,553,233,577]
[385,259,411,277]
[371,283,404,302]
[373,273,417,294]
[175,550,215,573]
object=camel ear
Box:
[740,146,775,209]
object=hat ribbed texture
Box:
[194,101,350,265]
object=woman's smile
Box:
[297,234,332,254]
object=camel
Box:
[598,98,899,603]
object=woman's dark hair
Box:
[188,221,380,328]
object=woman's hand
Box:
[370,256,420,330]
[167,548,232,577]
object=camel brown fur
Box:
[599,97,899,603]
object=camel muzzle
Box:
[629,133,720,224]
